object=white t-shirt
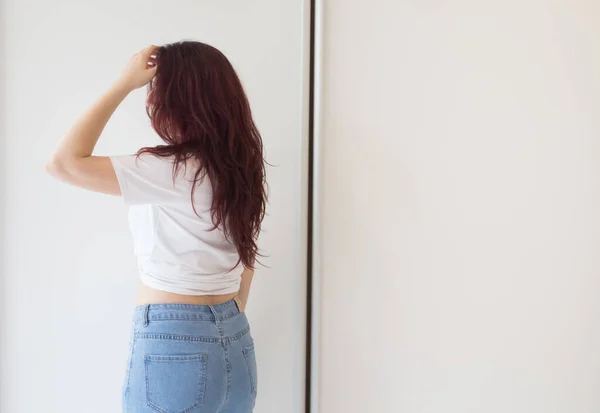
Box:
[110,153,243,295]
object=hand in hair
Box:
[115,45,159,92]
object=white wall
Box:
[318,1,600,412]
[0,1,308,412]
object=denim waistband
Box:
[133,299,241,324]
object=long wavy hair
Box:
[139,41,267,269]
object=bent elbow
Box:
[45,157,68,180]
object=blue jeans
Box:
[122,300,257,413]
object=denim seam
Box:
[138,303,237,310]
[223,345,232,403]
[134,333,221,343]
[208,304,232,405]
[123,337,136,411]
[146,354,206,361]
[143,311,240,322]
[223,325,251,345]
[134,326,250,345]
[243,345,258,397]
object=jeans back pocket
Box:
[144,353,207,413]
[243,344,258,397]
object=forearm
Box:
[45,46,156,194]
[52,84,129,162]
[238,268,254,309]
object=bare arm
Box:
[237,268,254,311]
[46,46,158,192]
[45,85,129,194]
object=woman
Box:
[46,42,266,413]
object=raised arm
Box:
[46,45,158,194]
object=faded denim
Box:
[122,300,257,413]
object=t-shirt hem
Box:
[139,273,241,296]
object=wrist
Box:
[111,80,134,96]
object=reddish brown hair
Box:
[140,41,266,269]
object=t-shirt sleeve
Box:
[110,153,181,205]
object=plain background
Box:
[0,1,309,412]
[317,0,600,412]
[5,0,600,412]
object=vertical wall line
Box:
[304,0,316,410]
[306,0,322,411]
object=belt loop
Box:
[208,305,225,344]
[143,304,150,327]
[208,304,218,321]
[208,305,222,328]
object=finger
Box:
[146,55,158,71]
[141,45,159,59]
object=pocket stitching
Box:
[144,353,207,413]
[242,345,257,397]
